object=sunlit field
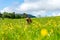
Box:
[0,16,60,40]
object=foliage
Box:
[0,12,36,19]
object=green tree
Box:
[15,14,21,19]
[23,13,27,18]
[11,12,15,19]
[0,12,2,18]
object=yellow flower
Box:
[41,28,48,37]
[9,27,13,30]
[53,22,57,27]
[2,25,8,30]
[24,25,28,31]
[1,31,4,34]
[50,29,53,34]
[2,37,4,40]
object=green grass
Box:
[0,16,60,40]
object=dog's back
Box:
[26,17,32,24]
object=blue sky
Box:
[0,0,60,17]
[0,0,24,10]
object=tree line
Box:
[0,12,36,19]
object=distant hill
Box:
[26,14,36,18]
[20,14,36,18]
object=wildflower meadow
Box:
[0,16,60,40]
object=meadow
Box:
[0,16,60,40]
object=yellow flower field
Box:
[0,16,60,40]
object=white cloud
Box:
[1,7,14,13]
[0,1,20,13]
[52,12,60,16]
[1,0,60,17]
[17,0,60,11]
[17,3,39,11]
[15,0,60,16]
[27,10,47,17]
